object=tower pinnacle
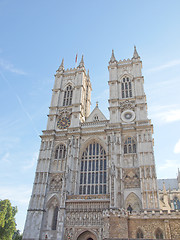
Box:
[109,49,117,64]
[57,58,64,72]
[78,55,85,68]
[132,45,140,59]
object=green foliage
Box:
[13,230,22,240]
[0,199,17,240]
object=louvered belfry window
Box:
[63,85,73,106]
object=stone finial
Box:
[163,182,167,194]
[109,49,117,64]
[87,69,90,78]
[78,55,85,68]
[132,45,140,59]
[96,101,99,107]
[57,58,64,72]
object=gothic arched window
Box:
[121,77,132,98]
[55,144,66,159]
[54,144,66,171]
[52,206,58,230]
[136,228,144,238]
[155,228,163,239]
[124,137,136,154]
[79,142,107,195]
[63,85,73,106]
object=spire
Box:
[57,58,64,72]
[78,55,85,68]
[132,45,140,59]
[109,49,117,64]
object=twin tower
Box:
[23,48,160,240]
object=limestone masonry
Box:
[23,48,180,240]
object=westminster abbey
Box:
[23,47,180,240]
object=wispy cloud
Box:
[1,152,11,163]
[149,104,180,124]
[174,139,180,154]
[0,71,39,135]
[146,59,180,73]
[0,58,26,75]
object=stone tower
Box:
[108,47,159,210]
[23,48,160,240]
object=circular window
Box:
[121,110,135,122]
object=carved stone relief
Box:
[120,100,135,111]
[50,173,63,192]
[123,168,140,188]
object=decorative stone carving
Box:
[123,168,140,188]
[50,173,63,192]
[65,211,102,226]
[120,100,135,111]
[58,108,71,118]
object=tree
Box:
[13,230,22,240]
[0,199,17,240]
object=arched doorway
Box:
[77,231,97,240]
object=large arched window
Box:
[124,137,136,154]
[52,206,58,230]
[54,144,66,171]
[79,142,107,195]
[63,85,73,106]
[155,228,163,239]
[121,77,132,98]
[136,228,144,238]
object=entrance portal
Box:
[77,231,97,240]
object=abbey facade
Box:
[23,48,180,240]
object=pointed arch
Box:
[125,192,142,212]
[46,195,59,230]
[77,230,97,240]
[121,75,133,98]
[136,228,144,239]
[155,228,164,239]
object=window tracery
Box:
[54,144,66,171]
[121,77,132,98]
[63,85,73,106]
[155,228,163,239]
[136,228,144,238]
[79,142,107,195]
[124,137,136,154]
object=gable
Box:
[86,106,107,122]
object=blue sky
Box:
[0,0,180,233]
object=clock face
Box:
[57,117,70,129]
[125,113,132,120]
[121,110,135,122]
